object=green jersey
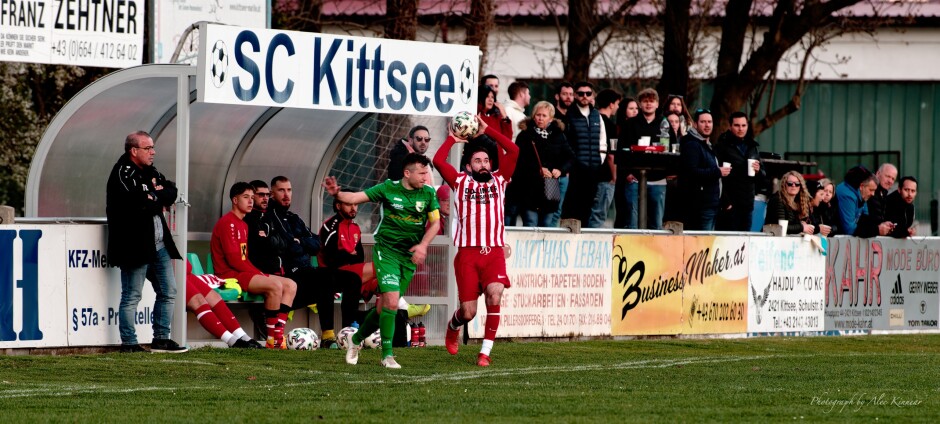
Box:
[365,180,440,252]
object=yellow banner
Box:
[681,236,749,334]
[611,235,684,335]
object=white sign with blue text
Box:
[197,23,480,116]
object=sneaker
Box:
[119,344,146,353]
[407,304,431,318]
[344,331,361,365]
[321,339,339,350]
[150,338,189,354]
[232,338,264,349]
[477,353,491,367]
[445,325,460,355]
[381,356,402,369]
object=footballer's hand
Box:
[409,244,428,266]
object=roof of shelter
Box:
[26,64,364,235]
[320,0,940,19]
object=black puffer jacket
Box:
[106,153,181,267]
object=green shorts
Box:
[372,244,417,295]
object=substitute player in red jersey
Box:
[211,182,297,349]
[433,115,519,366]
[185,261,263,349]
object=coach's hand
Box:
[409,243,428,266]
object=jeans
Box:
[504,201,519,227]
[548,175,569,227]
[624,182,667,229]
[588,181,616,228]
[699,207,718,231]
[621,181,639,229]
[520,208,555,227]
[119,247,177,345]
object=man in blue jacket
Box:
[678,110,730,230]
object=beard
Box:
[471,169,492,182]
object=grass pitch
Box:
[1,335,938,422]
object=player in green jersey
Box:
[322,153,441,369]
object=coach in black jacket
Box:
[714,112,765,232]
[106,131,186,353]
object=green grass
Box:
[1,335,939,423]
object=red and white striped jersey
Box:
[452,171,508,247]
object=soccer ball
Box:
[451,111,479,139]
[337,326,359,350]
[457,59,475,104]
[286,328,320,351]
[363,330,382,349]
[210,40,228,88]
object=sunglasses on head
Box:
[576,91,593,97]
[669,94,684,100]
[695,108,710,114]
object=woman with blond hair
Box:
[765,170,815,234]
[505,101,574,227]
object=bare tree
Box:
[560,0,640,82]
[466,0,496,74]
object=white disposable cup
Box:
[747,159,757,176]
[778,219,789,236]
[722,162,731,169]
[639,136,651,146]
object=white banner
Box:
[747,237,826,333]
[469,232,613,338]
[0,0,144,67]
[196,23,479,116]
[153,0,267,64]
[0,226,68,348]
[65,225,156,347]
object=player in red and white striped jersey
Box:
[433,115,519,367]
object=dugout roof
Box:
[26,64,366,236]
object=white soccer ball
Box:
[337,326,359,350]
[451,111,479,139]
[363,330,382,349]
[457,59,475,104]
[286,327,320,351]
[210,40,228,88]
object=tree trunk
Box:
[466,0,494,75]
[656,0,691,105]
[564,0,596,82]
[385,0,418,41]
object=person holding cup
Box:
[678,109,729,231]
[766,171,815,235]
[715,111,765,232]
[808,178,839,236]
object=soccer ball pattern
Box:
[458,59,475,104]
[451,111,479,139]
[286,328,320,351]
[337,326,359,350]
[210,40,228,88]
[363,330,382,349]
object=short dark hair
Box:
[333,188,355,211]
[478,84,496,106]
[555,81,573,97]
[482,74,498,84]
[595,89,622,109]
[408,125,429,139]
[229,181,254,200]
[729,111,748,123]
[693,108,712,122]
[124,130,151,153]
[403,153,431,171]
[573,81,594,92]
[507,81,529,100]
[271,176,290,187]
[249,180,268,190]
[899,176,918,187]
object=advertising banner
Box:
[610,235,684,336]
[825,237,939,331]
[681,236,749,334]
[153,0,267,64]
[0,225,68,348]
[0,0,144,67]
[65,225,156,347]
[747,237,825,333]
[196,23,479,116]
[468,232,612,338]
